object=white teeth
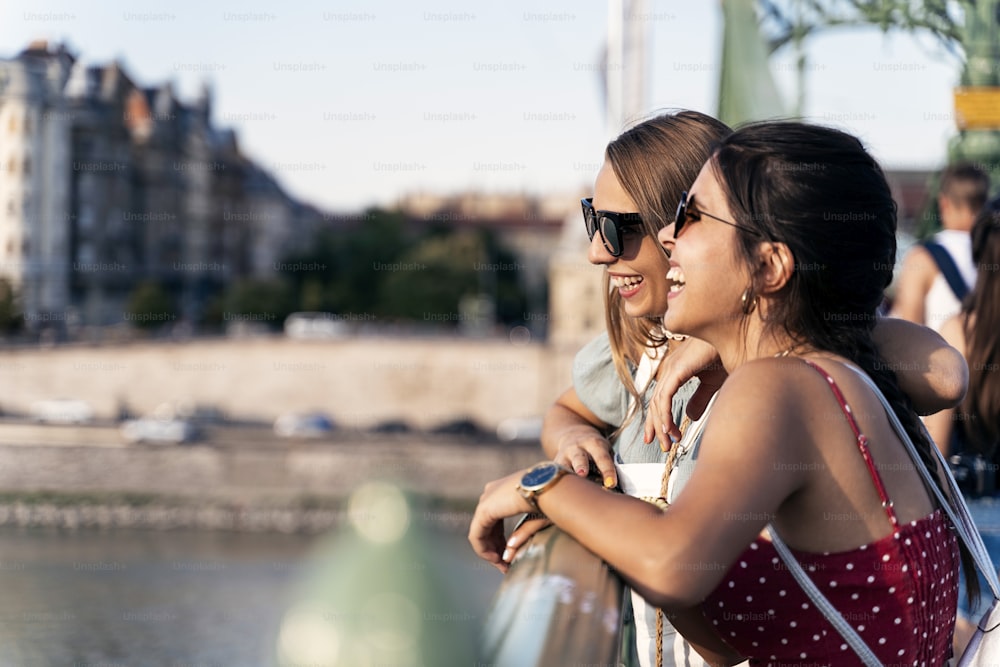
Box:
[666,267,686,293]
[612,275,643,288]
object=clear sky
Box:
[1,0,962,214]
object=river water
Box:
[0,523,502,667]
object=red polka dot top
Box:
[700,360,960,666]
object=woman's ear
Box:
[757,242,795,295]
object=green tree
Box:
[378,230,484,322]
[222,278,296,330]
[279,208,411,316]
[474,229,530,326]
[758,1,999,162]
[277,209,531,328]
[0,278,22,333]
[377,228,530,327]
[125,281,177,330]
[756,1,1000,238]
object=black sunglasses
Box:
[674,191,763,239]
[581,198,643,257]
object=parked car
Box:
[30,399,94,425]
[273,412,335,439]
[121,416,198,444]
[430,418,487,438]
[370,419,413,434]
[496,416,544,442]
[283,312,347,339]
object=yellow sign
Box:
[953,87,1000,130]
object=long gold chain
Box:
[650,413,691,667]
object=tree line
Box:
[0,208,538,337]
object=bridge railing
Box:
[478,523,625,667]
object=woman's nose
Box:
[658,222,676,254]
[587,232,616,265]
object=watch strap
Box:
[518,462,570,512]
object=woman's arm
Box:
[644,336,726,446]
[874,317,968,415]
[922,315,967,454]
[540,387,619,486]
[668,609,747,666]
[471,360,812,609]
[642,320,966,449]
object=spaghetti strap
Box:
[800,359,900,529]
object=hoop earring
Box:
[741,287,758,315]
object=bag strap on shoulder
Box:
[846,366,1000,598]
[922,240,971,301]
[768,527,882,665]
[769,364,1000,666]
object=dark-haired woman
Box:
[525,110,968,667]
[472,121,965,665]
[925,196,1000,654]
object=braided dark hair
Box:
[711,121,977,602]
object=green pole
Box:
[275,483,476,667]
[948,0,1000,169]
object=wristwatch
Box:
[517,461,571,512]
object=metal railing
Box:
[479,524,625,667]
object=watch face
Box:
[521,463,559,490]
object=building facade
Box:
[0,41,74,329]
[0,42,320,333]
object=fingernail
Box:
[661,423,668,434]
[576,468,587,476]
[501,548,511,562]
[603,476,615,488]
[660,441,669,453]
[668,432,679,445]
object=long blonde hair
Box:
[601,111,732,432]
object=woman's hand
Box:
[552,425,616,488]
[645,337,726,446]
[502,514,552,564]
[468,469,535,573]
[541,389,618,487]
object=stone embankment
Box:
[0,428,543,532]
[0,334,578,531]
[0,335,579,431]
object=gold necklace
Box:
[649,413,692,667]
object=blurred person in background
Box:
[923,196,1000,654]
[527,111,968,667]
[891,162,990,331]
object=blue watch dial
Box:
[521,463,559,489]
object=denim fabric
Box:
[572,332,630,427]
[572,332,696,464]
[957,495,1000,620]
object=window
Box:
[78,206,94,230]
[78,242,95,264]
